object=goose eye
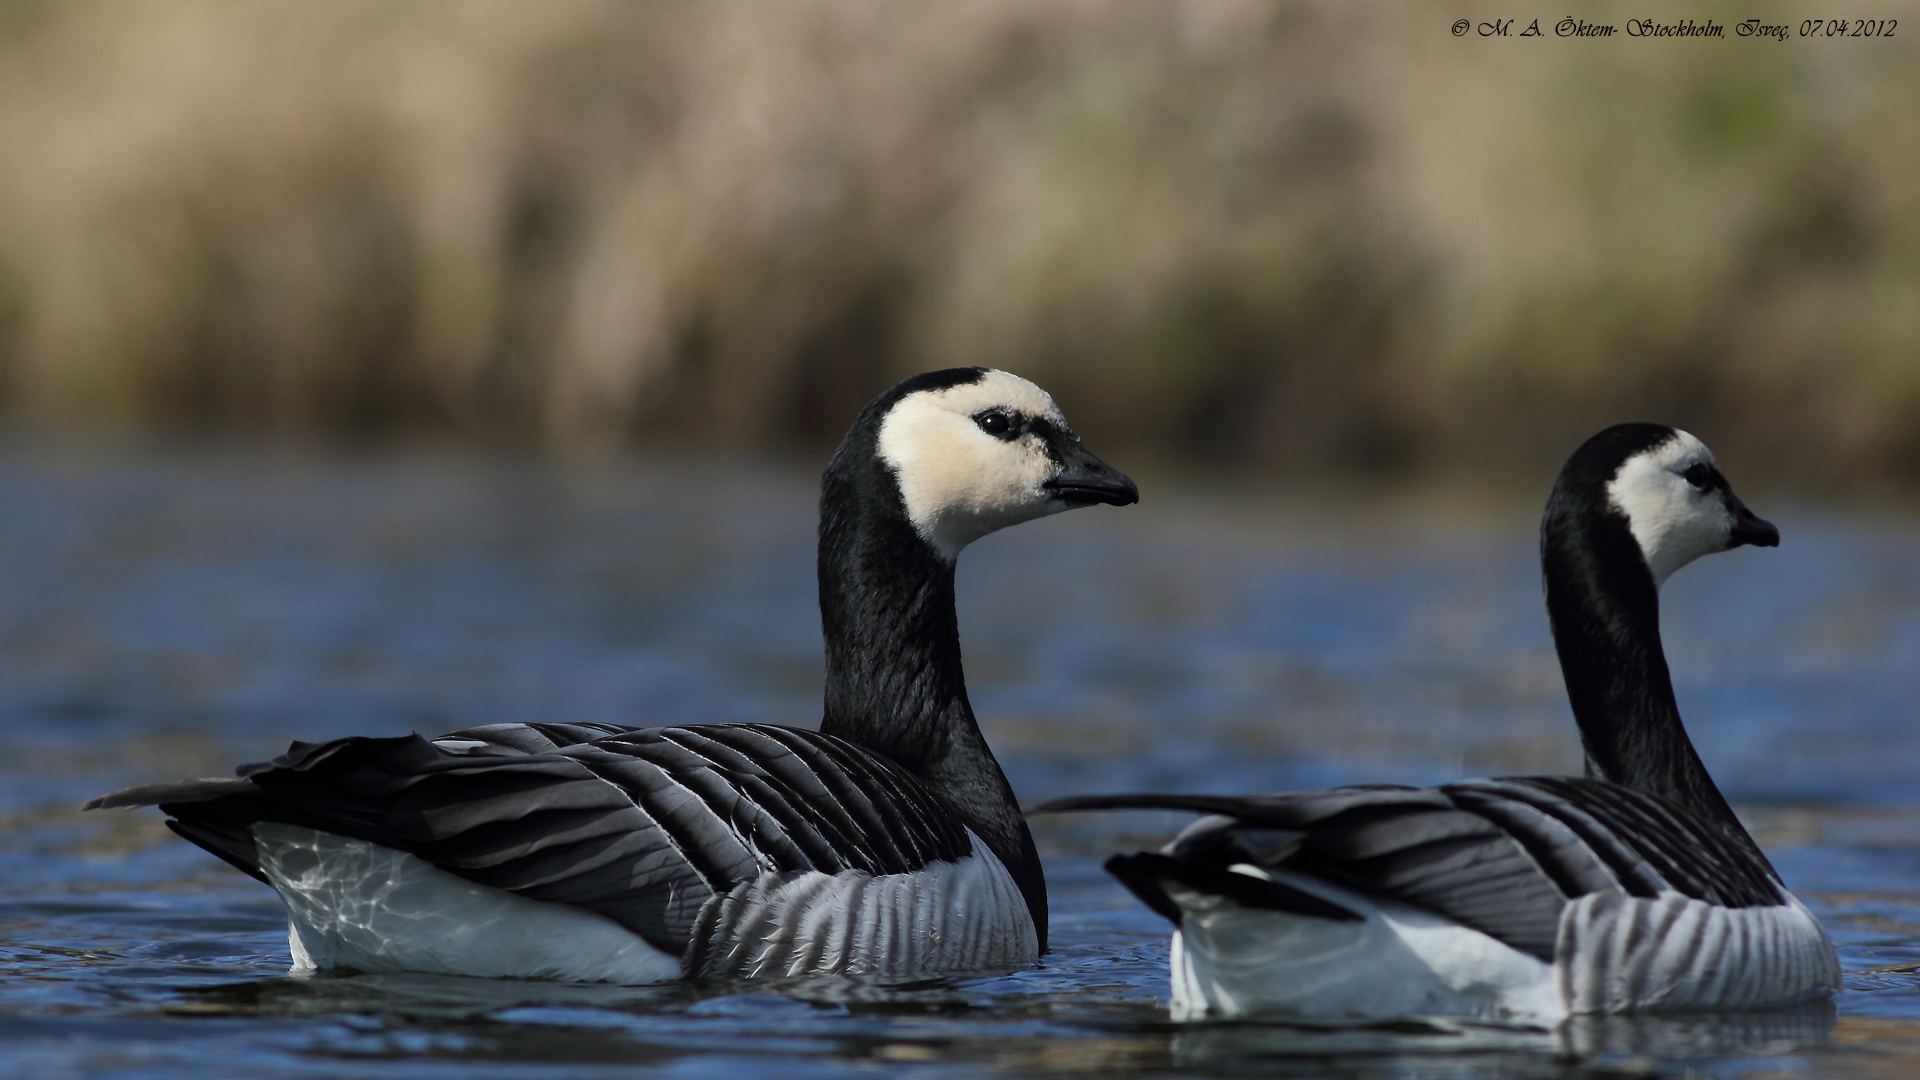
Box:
[1681,463,1713,490]
[974,411,1015,439]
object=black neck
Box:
[815,452,1047,949]
[1541,494,1770,868]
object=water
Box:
[0,445,1916,1079]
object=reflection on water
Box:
[1169,1005,1840,1076]
[0,445,1916,1078]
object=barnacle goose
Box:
[1035,423,1839,1022]
[87,368,1137,983]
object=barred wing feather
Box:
[1045,776,1835,1015]
[149,724,972,960]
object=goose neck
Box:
[1542,506,1764,860]
[816,510,970,766]
[813,469,1048,947]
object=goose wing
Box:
[89,723,971,958]
[1037,776,1785,962]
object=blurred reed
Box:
[0,0,1914,485]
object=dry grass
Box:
[0,0,1916,484]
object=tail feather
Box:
[1028,793,1273,818]
[1106,852,1363,924]
[86,776,282,883]
[1028,785,1430,826]
[1103,853,1186,924]
[82,778,256,812]
[166,818,270,884]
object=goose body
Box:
[89,368,1137,983]
[1038,424,1838,1022]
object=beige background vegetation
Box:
[0,0,1915,486]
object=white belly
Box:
[1164,867,1839,1023]
[252,823,1039,983]
[1167,867,1558,1023]
[253,823,684,982]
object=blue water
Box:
[0,447,1916,1078]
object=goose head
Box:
[857,368,1137,561]
[1559,423,1779,589]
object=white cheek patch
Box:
[877,370,1075,561]
[1606,430,1734,588]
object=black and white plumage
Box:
[88,368,1137,983]
[1036,423,1838,1022]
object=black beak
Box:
[1727,496,1780,550]
[1043,440,1139,507]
